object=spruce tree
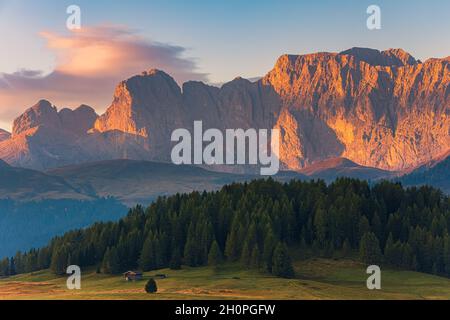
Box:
[240,241,251,267]
[50,247,68,275]
[101,247,121,274]
[358,216,371,240]
[250,245,261,268]
[101,248,112,274]
[139,237,155,271]
[271,243,295,278]
[359,232,382,265]
[9,257,16,276]
[184,223,199,267]
[263,231,276,272]
[169,248,182,270]
[145,278,158,294]
[342,239,351,257]
[208,241,222,266]
[225,222,239,261]
[109,247,121,274]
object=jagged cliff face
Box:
[0,100,99,169]
[92,70,281,163]
[0,48,448,171]
[93,70,187,160]
[264,48,449,170]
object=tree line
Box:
[1,178,449,279]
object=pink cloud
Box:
[0,25,208,131]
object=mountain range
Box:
[0,47,448,174]
[0,159,250,206]
[0,48,450,185]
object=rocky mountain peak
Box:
[59,105,98,136]
[12,100,59,136]
[31,99,54,111]
[141,69,168,76]
[93,68,185,145]
[12,100,98,138]
[382,48,418,65]
[339,47,418,66]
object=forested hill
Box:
[1,178,450,279]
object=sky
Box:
[0,0,449,131]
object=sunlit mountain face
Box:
[0,48,448,174]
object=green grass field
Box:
[1,258,450,300]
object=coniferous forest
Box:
[1,178,450,279]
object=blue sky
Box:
[1,0,449,81]
[0,0,449,130]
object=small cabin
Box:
[123,271,143,281]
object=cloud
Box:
[0,25,208,131]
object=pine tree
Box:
[169,247,182,270]
[371,212,383,239]
[359,232,382,265]
[240,241,251,267]
[101,247,121,274]
[208,241,222,266]
[50,246,68,275]
[271,243,295,278]
[444,235,450,276]
[358,216,371,240]
[224,222,240,261]
[384,233,395,264]
[9,257,16,276]
[263,231,276,272]
[342,239,351,257]
[199,221,214,265]
[109,247,121,274]
[184,236,198,267]
[145,278,158,294]
[314,207,328,247]
[0,258,10,276]
[101,247,112,274]
[250,245,261,268]
[139,236,155,271]
[184,223,199,267]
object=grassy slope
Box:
[1,258,450,300]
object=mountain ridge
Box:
[299,157,395,182]
[400,153,450,193]
[0,47,448,173]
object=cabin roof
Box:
[123,271,143,275]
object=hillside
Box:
[0,159,255,206]
[0,159,93,201]
[400,154,450,193]
[46,160,254,206]
[299,158,394,182]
